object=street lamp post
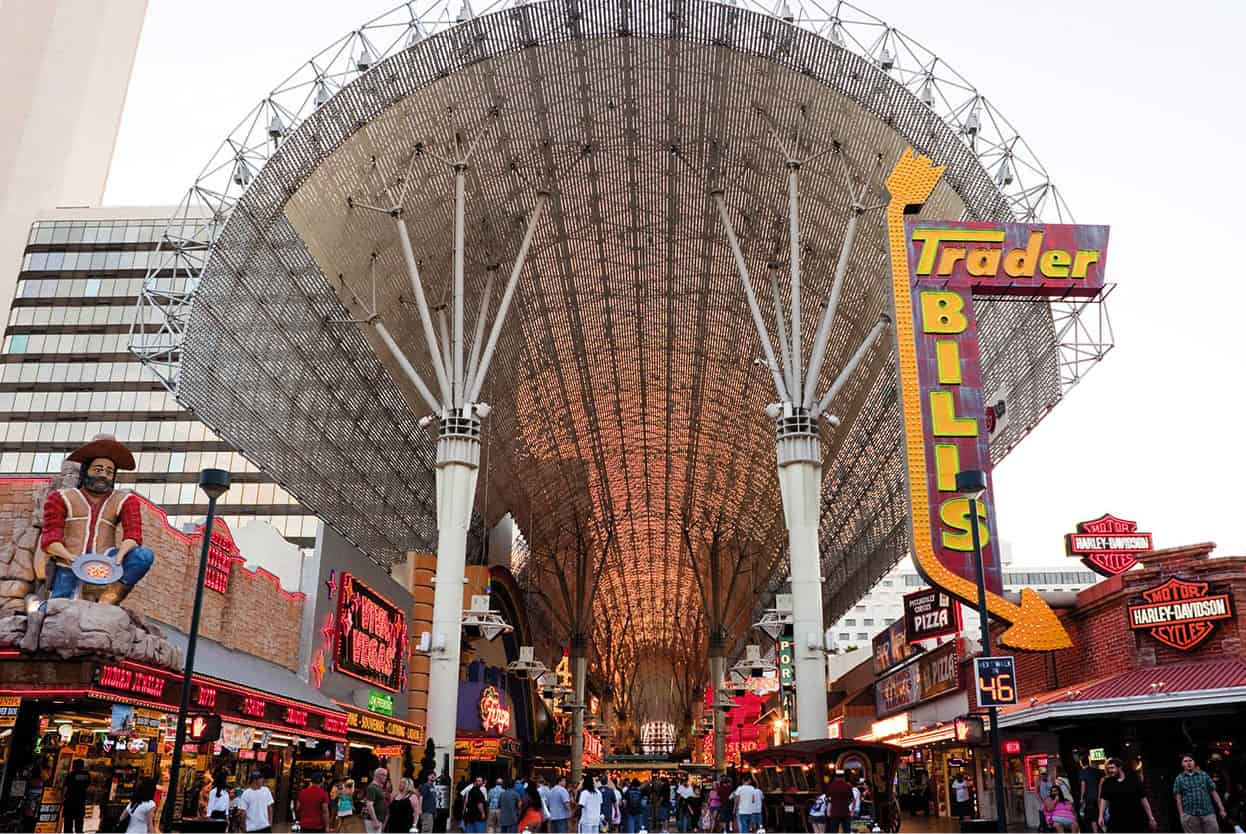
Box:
[163,468,230,831]
[956,469,1008,833]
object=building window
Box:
[838,633,850,641]
[863,618,875,626]
[845,619,856,626]
[855,633,867,640]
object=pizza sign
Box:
[1127,576,1233,651]
[1066,514,1152,576]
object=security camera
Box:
[418,415,436,429]
[474,402,492,419]
[822,414,841,428]
[765,403,784,420]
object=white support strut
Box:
[803,206,862,408]
[813,314,890,417]
[452,163,467,407]
[786,162,804,404]
[770,270,797,399]
[371,319,443,416]
[468,193,548,403]
[394,216,453,408]
[465,268,495,402]
[712,192,789,402]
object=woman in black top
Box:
[385,778,417,833]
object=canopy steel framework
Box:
[131,0,1112,743]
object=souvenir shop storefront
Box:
[0,646,347,832]
[337,703,425,782]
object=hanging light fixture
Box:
[878,45,895,70]
[963,105,981,136]
[314,81,331,108]
[356,43,375,71]
[406,23,425,47]
[995,157,1014,187]
[919,79,936,108]
[267,112,287,140]
[232,158,253,187]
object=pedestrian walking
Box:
[825,771,854,834]
[676,777,695,833]
[519,780,546,833]
[729,774,762,834]
[119,777,158,834]
[498,779,522,834]
[206,770,232,825]
[386,779,419,834]
[297,771,332,833]
[489,778,505,833]
[548,775,573,833]
[624,780,646,834]
[598,778,619,833]
[420,774,439,834]
[364,769,391,834]
[60,759,91,834]
[576,775,604,834]
[1173,754,1227,833]
[950,773,973,820]
[464,778,489,834]
[1077,757,1102,834]
[1097,758,1156,833]
[807,787,828,834]
[240,771,276,833]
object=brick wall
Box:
[1,477,305,671]
[997,542,1245,697]
[407,552,436,728]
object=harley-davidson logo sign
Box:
[1066,514,1152,576]
[1127,577,1233,651]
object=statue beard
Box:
[83,475,114,495]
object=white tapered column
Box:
[776,412,828,741]
[426,414,482,777]
[570,642,588,784]
[709,649,727,770]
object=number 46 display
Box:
[974,656,1018,707]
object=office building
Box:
[0,208,317,547]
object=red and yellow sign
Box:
[1066,514,1152,576]
[886,149,1110,651]
[479,685,512,734]
[335,574,408,692]
[1128,576,1233,651]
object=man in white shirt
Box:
[240,771,274,833]
[676,777,695,832]
[730,775,763,834]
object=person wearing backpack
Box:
[808,787,829,834]
[624,780,645,833]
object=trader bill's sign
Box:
[1128,577,1233,651]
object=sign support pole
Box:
[968,491,1008,832]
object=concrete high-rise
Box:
[0,0,148,323]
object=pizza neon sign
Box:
[1127,576,1233,651]
[479,686,512,734]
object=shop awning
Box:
[998,659,1246,728]
[157,622,341,714]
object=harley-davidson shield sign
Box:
[1066,514,1153,577]
[1127,576,1233,651]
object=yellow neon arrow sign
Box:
[886,148,1071,652]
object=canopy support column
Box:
[570,636,588,785]
[709,635,728,771]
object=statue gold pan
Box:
[36,436,154,605]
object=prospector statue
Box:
[37,436,154,605]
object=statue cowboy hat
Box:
[66,436,136,471]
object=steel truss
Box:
[130,0,1113,721]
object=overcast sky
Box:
[105,0,1246,567]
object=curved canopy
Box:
[137,0,1100,717]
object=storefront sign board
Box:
[0,695,19,728]
[1066,514,1152,576]
[341,704,425,745]
[886,150,1107,652]
[334,573,409,692]
[1127,576,1233,651]
[875,639,961,716]
[873,620,922,676]
[903,588,963,643]
[368,690,394,716]
[479,686,512,734]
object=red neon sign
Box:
[334,574,408,692]
[479,686,512,734]
[1066,514,1152,576]
[323,715,348,735]
[98,665,167,699]
[1003,740,1022,755]
[195,686,217,709]
[241,696,267,718]
[285,707,308,728]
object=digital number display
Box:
[974,656,1018,707]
